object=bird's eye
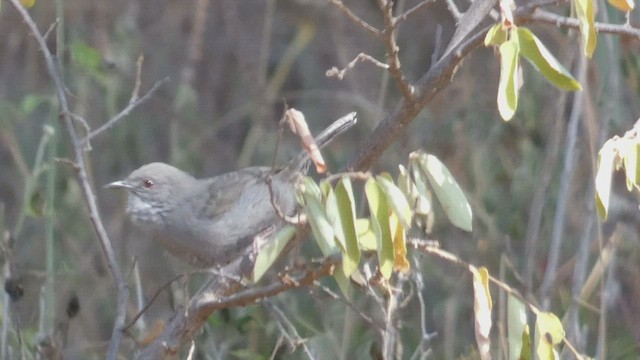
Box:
[143,179,154,188]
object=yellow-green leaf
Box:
[485,23,508,47]
[252,225,296,282]
[333,265,352,301]
[355,218,377,251]
[365,178,394,278]
[517,27,582,91]
[376,176,412,229]
[595,139,616,219]
[535,312,565,360]
[574,0,597,57]
[335,178,360,277]
[497,38,520,121]
[390,213,410,272]
[472,266,493,360]
[508,295,527,360]
[418,153,473,231]
[21,0,36,8]
[620,139,640,191]
[325,187,347,251]
[520,325,532,360]
[303,194,337,256]
[608,0,634,12]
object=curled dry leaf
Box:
[284,108,327,173]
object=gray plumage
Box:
[106,112,357,267]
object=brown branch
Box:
[135,254,340,359]
[8,1,131,359]
[346,25,488,171]
[378,0,415,102]
[329,0,383,39]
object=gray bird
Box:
[106,112,356,267]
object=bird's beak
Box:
[104,180,132,190]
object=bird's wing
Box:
[197,167,271,219]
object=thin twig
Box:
[123,274,185,332]
[526,9,640,38]
[326,53,390,80]
[408,238,589,360]
[131,55,144,103]
[378,0,415,102]
[312,280,383,330]
[395,0,434,25]
[445,0,462,20]
[263,301,315,359]
[329,0,382,39]
[82,77,169,144]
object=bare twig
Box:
[526,9,640,38]
[8,2,165,358]
[263,301,315,359]
[408,238,589,360]
[131,55,144,103]
[136,254,340,359]
[123,274,185,332]
[312,280,383,330]
[539,52,586,308]
[395,0,434,25]
[326,53,390,80]
[329,0,382,39]
[445,0,463,20]
[377,0,415,102]
[82,77,169,144]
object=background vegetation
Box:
[0,0,639,358]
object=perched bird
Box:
[106,113,356,267]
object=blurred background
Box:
[1,0,639,358]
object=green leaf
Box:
[376,176,412,229]
[484,23,508,47]
[418,153,473,231]
[472,266,492,360]
[303,194,337,256]
[497,38,520,121]
[355,218,377,251]
[20,95,50,115]
[620,139,640,191]
[335,178,361,277]
[595,139,616,219]
[333,265,352,301]
[70,41,102,74]
[508,295,527,360]
[535,312,565,360]
[325,187,347,252]
[517,27,582,91]
[574,0,597,57]
[365,178,394,279]
[252,225,296,282]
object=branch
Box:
[329,0,383,39]
[378,0,415,101]
[7,1,162,358]
[346,25,488,171]
[525,9,640,38]
[135,254,340,359]
[82,76,170,145]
